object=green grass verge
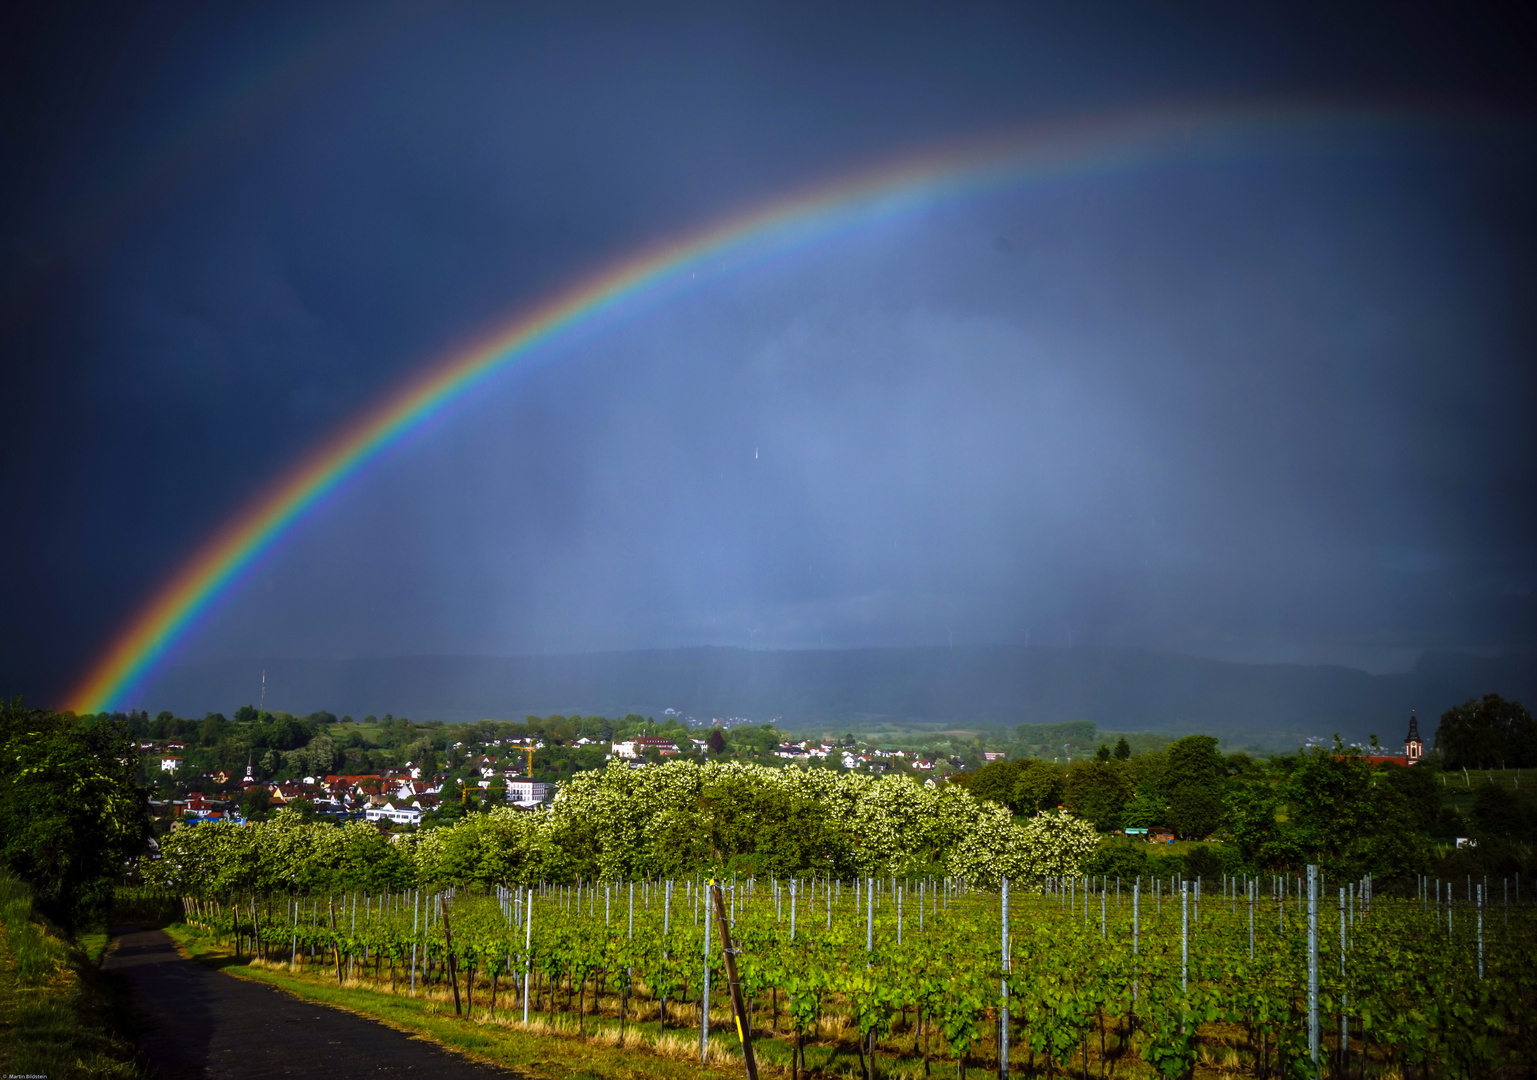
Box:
[0,874,140,1079]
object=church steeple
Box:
[244,753,255,783]
[1404,710,1424,763]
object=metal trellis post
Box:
[1307,864,1319,1075]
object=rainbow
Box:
[64,103,1425,714]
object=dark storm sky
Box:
[3,0,1535,705]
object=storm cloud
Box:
[2,1,1533,708]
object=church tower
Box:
[1404,710,1423,763]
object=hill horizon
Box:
[126,643,1534,748]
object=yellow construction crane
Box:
[506,742,535,779]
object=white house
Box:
[392,779,434,802]
[159,756,182,772]
[506,780,548,806]
[364,802,422,826]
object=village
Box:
[132,720,996,833]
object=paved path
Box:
[105,927,523,1080]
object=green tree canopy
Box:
[964,760,1021,808]
[0,702,149,930]
[1227,739,1429,878]
[1162,734,1225,838]
[1011,759,1064,813]
[1062,759,1131,830]
[1120,782,1165,829]
[1435,694,1535,769]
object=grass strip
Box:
[0,873,140,1079]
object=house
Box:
[610,736,679,760]
[364,802,422,826]
[159,755,182,772]
[392,779,434,802]
[984,752,1006,762]
[506,780,548,806]
[465,755,501,778]
[271,781,309,804]
[181,792,223,817]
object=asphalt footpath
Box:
[104,927,525,1080]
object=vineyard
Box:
[175,870,1535,1079]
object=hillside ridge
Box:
[137,644,1535,742]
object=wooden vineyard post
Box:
[710,880,759,1080]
